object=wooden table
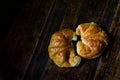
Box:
[0,0,120,80]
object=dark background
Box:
[0,0,120,80]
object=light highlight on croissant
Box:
[76,22,108,59]
[48,29,81,67]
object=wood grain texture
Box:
[24,0,66,80]
[0,0,55,80]
[94,1,120,80]
[40,0,119,80]
[0,0,120,80]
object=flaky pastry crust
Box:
[48,29,81,67]
[76,22,108,59]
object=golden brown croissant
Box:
[48,29,81,67]
[76,22,108,59]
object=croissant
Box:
[76,22,108,59]
[48,29,81,67]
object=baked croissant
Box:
[76,22,108,59]
[48,29,81,67]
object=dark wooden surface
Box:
[0,0,120,80]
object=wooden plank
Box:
[24,0,66,80]
[94,25,120,80]
[76,0,119,30]
[94,1,120,80]
[40,0,119,80]
[0,0,55,80]
[60,0,82,29]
